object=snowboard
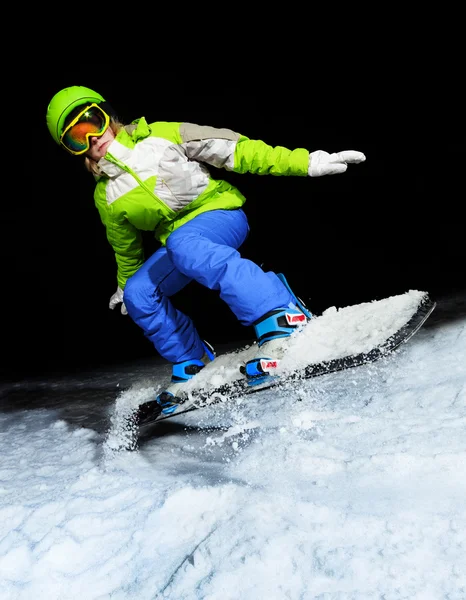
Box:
[133,290,436,430]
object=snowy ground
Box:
[1,291,465,599]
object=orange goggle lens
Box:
[60,103,110,155]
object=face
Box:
[85,127,115,161]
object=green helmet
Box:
[46,85,106,145]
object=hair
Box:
[84,118,126,177]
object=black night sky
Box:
[4,76,463,382]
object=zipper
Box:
[105,153,177,217]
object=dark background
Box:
[4,76,463,382]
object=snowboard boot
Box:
[155,340,216,416]
[242,307,308,381]
[242,274,312,383]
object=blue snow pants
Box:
[123,209,295,363]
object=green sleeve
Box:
[106,203,145,289]
[233,135,309,176]
[94,184,144,289]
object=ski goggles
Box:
[60,103,110,155]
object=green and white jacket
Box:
[94,118,309,289]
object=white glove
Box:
[109,286,128,315]
[308,150,366,177]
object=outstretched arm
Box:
[179,122,365,177]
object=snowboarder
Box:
[46,85,366,415]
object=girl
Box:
[46,85,365,415]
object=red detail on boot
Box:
[286,313,306,325]
[260,359,279,372]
